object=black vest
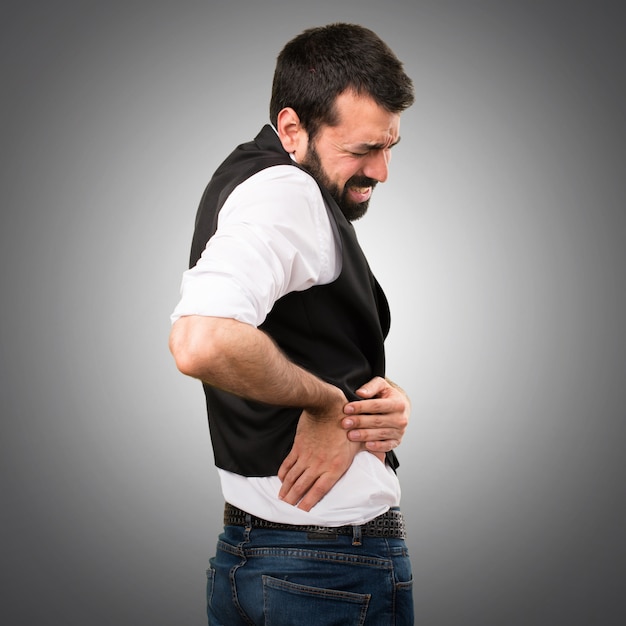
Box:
[190,125,397,476]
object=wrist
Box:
[304,383,346,422]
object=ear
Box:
[276,107,308,159]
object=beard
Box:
[299,143,377,222]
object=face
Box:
[299,91,401,221]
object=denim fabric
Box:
[206,521,414,625]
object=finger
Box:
[355,376,387,398]
[277,450,298,481]
[342,408,396,432]
[345,398,392,418]
[364,439,400,453]
[279,468,316,506]
[278,460,309,500]
[295,473,337,512]
[347,427,399,442]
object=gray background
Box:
[2,0,625,624]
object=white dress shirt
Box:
[172,163,400,526]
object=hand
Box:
[278,396,361,512]
[342,377,410,458]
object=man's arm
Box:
[170,314,343,409]
[169,314,360,508]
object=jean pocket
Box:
[263,575,369,626]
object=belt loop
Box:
[243,513,253,541]
[351,524,362,546]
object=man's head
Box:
[270,23,414,141]
[271,23,414,220]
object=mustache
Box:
[346,176,378,189]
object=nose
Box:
[363,149,391,183]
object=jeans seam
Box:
[245,547,390,569]
[228,523,255,625]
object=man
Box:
[170,23,415,625]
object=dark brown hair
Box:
[270,23,415,140]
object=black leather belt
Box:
[224,503,407,539]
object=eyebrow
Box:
[352,136,402,151]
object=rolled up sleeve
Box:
[170,165,340,327]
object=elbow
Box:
[170,345,198,380]
[169,317,211,379]
[169,315,247,383]
[169,329,194,378]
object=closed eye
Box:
[348,137,401,157]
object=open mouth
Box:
[347,185,373,203]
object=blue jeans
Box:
[206,520,414,625]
